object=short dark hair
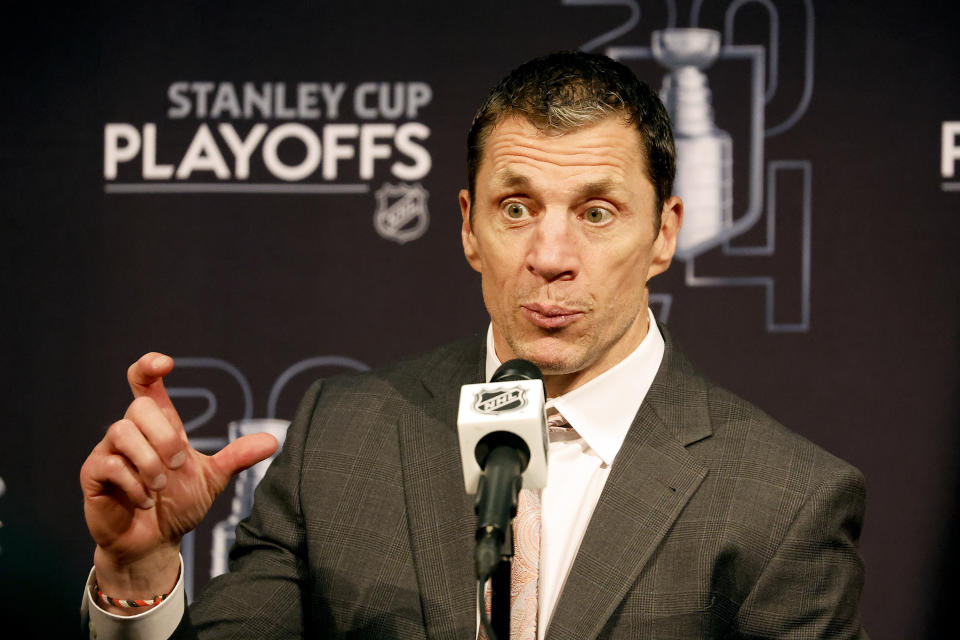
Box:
[466,50,676,226]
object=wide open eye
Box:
[583,207,613,224]
[503,202,530,220]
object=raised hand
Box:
[80,353,278,610]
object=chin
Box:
[511,340,588,376]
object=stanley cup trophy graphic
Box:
[209,418,291,578]
[599,1,816,333]
[652,28,733,260]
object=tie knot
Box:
[546,409,570,433]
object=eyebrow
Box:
[575,178,621,198]
[492,168,530,188]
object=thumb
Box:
[209,432,280,479]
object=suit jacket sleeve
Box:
[729,463,868,639]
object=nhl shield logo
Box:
[473,386,527,415]
[373,182,430,244]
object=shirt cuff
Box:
[83,554,185,640]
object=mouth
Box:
[521,303,585,329]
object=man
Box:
[80,51,867,638]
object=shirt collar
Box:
[484,308,665,465]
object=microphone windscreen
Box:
[491,359,543,383]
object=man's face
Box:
[460,115,682,393]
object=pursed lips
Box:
[521,302,586,329]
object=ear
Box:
[459,189,482,273]
[647,195,683,281]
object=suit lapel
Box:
[545,330,711,640]
[396,339,485,640]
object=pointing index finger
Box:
[128,352,173,388]
[128,352,183,430]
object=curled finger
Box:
[105,417,169,491]
[124,397,187,471]
[85,452,155,510]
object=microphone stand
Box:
[490,526,512,640]
[475,448,523,640]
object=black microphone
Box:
[457,359,548,580]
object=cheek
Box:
[596,248,649,286]
[478,239,523,286]
[479,269,508,312]
[593,259,652,313]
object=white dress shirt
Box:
[484,308,664,639]
[83,554,186,639]
[85,309,664,639]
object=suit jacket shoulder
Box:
[548,328,867,639]
[189,335,486,639]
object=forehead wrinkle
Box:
[487,151,635,193]
[487,135,638,170]
[486,148,637,185]
[487,159,638,202]
[484,114,645,159]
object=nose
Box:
[526,210,579,283]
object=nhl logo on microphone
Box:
[473,386,526,414]
[458,378,548,494]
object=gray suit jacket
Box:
[187,331,866,639]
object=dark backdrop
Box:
[1,1,957,637]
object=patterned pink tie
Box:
[479,410,570,640]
